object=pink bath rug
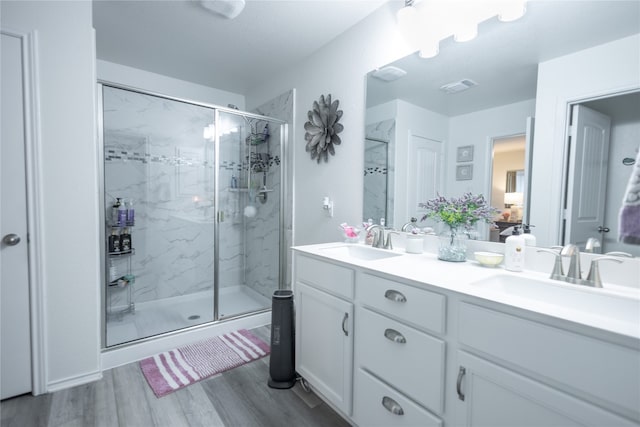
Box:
[140,329,270,397]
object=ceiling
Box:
[93,0,388,95]
[366,1,640,116]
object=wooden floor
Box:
[1,326,349,427]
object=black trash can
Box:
[267,289,296,389]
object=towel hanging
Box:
[619,149,640,245]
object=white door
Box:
[564,105,611,249]
[407,134,444,221]
[1,31,33,400]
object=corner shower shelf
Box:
[108,248,135,257]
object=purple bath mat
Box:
[140,329,270,397]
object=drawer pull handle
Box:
[457,366,466,401]
[382,396,404,415]
[342,313,349,336]
[384,289,407,303]
[384,328,407,344]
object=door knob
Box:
[597,226,610,233]
[2,233,21,246]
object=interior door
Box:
[407,134,444,222]
[564,105,611,248]
[1,31,33,400]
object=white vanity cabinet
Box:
[294,254,355,415]
[353,273,446,426]
[455,302,640,426]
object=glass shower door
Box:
[215,110,282,319]
[102,85,216,346]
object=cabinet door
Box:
[455,352,635,427]
[295,282,354,415]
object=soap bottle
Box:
[126,199,135,226]
[118,199,127,226]
[108,229,120,253]
[231,175,238,189]
[111,198,121,226]
[120,228,131,253]
[505,226,526,272]
[522,224,536,247]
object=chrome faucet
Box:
[401,217,419,233]
[585,237,601,253]
[560,244,582,284]
[366,224,385,248]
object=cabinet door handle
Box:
[457,366,466,401]
[384,289,407,303]
[342,313,349,336]
[384,328,407,344]
[381,396,404,415]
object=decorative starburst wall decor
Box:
[304,94,344,163]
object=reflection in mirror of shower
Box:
[364,137,389,224]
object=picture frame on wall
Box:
[457,145,474,162]
[456,164,473,181]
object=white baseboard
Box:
[47,370,103,393]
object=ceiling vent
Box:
[371,66,407,82]
[439,79,478,94]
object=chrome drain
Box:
[188,315,200,320]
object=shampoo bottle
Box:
[108,229,120,253]
[118,199,127,226]
[120,228,131,253]
[505,226,526,272]
[111,198,121,226]
[126,199,135,226]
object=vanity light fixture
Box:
[397,0,527,59]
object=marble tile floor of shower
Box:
[107,286,271,347]
[1,326,350,427]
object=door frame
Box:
[1,28,47,395]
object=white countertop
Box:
[293,242,640,341]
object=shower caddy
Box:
[106,219,135,318]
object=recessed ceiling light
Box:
[371,66,407,82]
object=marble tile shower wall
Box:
[249,90,293,298]
[103,87,242,308]
[364,119,395,225]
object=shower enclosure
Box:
[99,84,286,347]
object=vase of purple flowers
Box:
[419,193,498,262]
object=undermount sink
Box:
[471,274,640,327]
[319,244,403,261]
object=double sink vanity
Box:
[292,240,640,427]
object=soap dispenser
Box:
[522,224,536,247]
[505,226,526,272]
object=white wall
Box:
[447,99,536,198]
[530,34,640,247]
[2,1,101,389]
[246,2,413,245]
[97,59,245,109]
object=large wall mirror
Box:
[364,0,640,255]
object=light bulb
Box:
[498,0,527,22]
[418,39,440,58]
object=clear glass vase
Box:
[438,226,468,262]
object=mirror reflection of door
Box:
[563,91,640,256]
[490,136,526,242]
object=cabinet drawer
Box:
[459,302,640,418]
[353,368,442,427]
[359,272,445,334]
[356,307,445,413]
[295,253,354,299]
